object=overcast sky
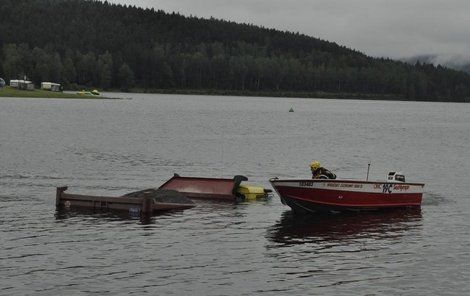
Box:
[108,0,470,60]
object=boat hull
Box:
[270,179,424,213]
[55,187,195,215]
[159,174,248,201]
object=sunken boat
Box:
[159,174,272,201]
[56,187,195,216]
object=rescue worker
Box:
[310,160,337,179]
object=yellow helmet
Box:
[310,160,321,170]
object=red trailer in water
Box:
[159,174,272,201]
[159,174,249,201]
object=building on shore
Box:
[10,79,35,91]
[41,82,61,92]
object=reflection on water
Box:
[2,95,469,295]
[267,209,422,245]
[55,208,187,225]
[54,198,243,225]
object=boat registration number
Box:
[375,183,410,193]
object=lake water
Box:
[1,94,469,295]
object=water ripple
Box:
[1,95,469,295]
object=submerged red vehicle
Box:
[159,174,272,201]
[270,172,424,213]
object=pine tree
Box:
[118,63,135,91]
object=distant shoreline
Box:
[0,86,115,99]
[2,86,468,102]
[106,88,469,103]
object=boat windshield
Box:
[395,174,406,182]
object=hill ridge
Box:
[0,0,469,102]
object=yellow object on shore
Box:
[77,90,100,96]
[237,184,269,200]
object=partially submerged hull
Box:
[159,174,247,200]
[159,174,270,201]
[270,179,424,213]
[56,187,195,215]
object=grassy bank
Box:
[0,86,107,99]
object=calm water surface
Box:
[1,94,469,295]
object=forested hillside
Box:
[1,0,469,101]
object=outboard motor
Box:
[387,171,406,182]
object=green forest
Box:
[1,0,469,101]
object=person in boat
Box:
[310,160,337,179]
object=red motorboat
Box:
[270,172,424,213]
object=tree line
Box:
[0,0,469,101]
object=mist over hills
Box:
[0,0,469,102]
[403,54,470,74]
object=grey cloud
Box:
[108,0,470,62]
